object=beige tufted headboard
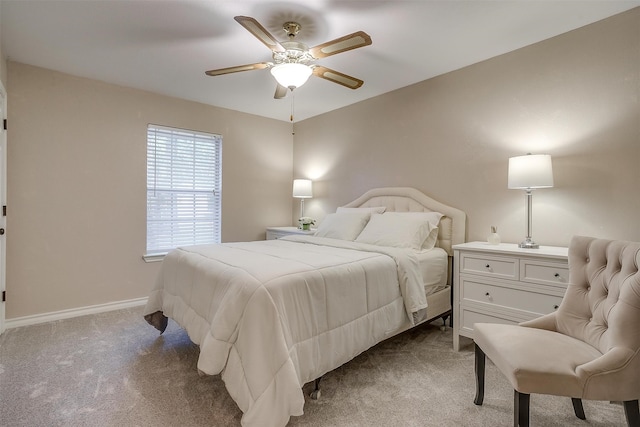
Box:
[342,187,466,257]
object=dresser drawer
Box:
[520,259,569,287]
[461,278,562,317]
[459,253,518,280]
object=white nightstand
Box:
[266,226,316,240]
[452,242,569,351]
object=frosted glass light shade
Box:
[292,179,313,198]
[508,154,554,189]
[271,63,312,89]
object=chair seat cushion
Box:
[474,323,603,397]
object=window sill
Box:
[143,253,166,263]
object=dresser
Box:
[266,226,316,240]
[452,242,569,351]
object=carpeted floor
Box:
[0,307,626,426]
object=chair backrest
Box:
[557,236,640,355]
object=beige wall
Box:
[294,8,640,247]
[7,62,292,319]
[0,4,6,86]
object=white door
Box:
[0,82,6,334]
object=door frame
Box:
[0,80,6,335]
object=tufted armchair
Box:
[473,236,640,426]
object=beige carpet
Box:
[0,307,626,426]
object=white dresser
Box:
[266,226,316,240]
[452,242,569,351]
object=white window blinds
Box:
[146,125,222,255]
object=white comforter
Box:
[144,236,428,427]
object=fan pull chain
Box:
[290,91,295,135]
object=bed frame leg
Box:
[439,309,453,330]
[310,376,322,400]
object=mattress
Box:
[416,247,448,295]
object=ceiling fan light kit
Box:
[205,15,372,99]
[270,63,312,90]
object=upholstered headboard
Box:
[342,187,466,257]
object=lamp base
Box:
[518,238,539,249]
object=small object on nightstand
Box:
[487,226,501,245]
[298,216,316,231]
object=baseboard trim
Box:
[5,297,148,329]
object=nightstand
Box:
[266,226,316,240]
[452,242,569,351]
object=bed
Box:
[144,187,466,427]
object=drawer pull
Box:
[485,292,490,296]
[554,305,559,310]
[485,264,490,268]
[554,273,560,278]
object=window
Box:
[146,125,222,257]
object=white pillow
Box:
[354,212,442,250]
[421,223,440,250]
[336,206,386,214]
[314,212,372,241]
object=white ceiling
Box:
[2,1,639,122]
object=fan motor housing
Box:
[273,41,314,64]
[282,22,301,38]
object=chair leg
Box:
[514,390,530,427]
[474,343,485,406]
[623,400,639,427]
[572,398,586,420]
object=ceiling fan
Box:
[205,16,372,99]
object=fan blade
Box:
[234,16,285,53]
[205,62,270,77]
[312,66,364,89]
[309,31,372,59]
[274,84,288,99]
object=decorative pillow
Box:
[336,206,386,214]
[314,212,372,241]
[354,212,443,250]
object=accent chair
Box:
[473,235,640,427]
